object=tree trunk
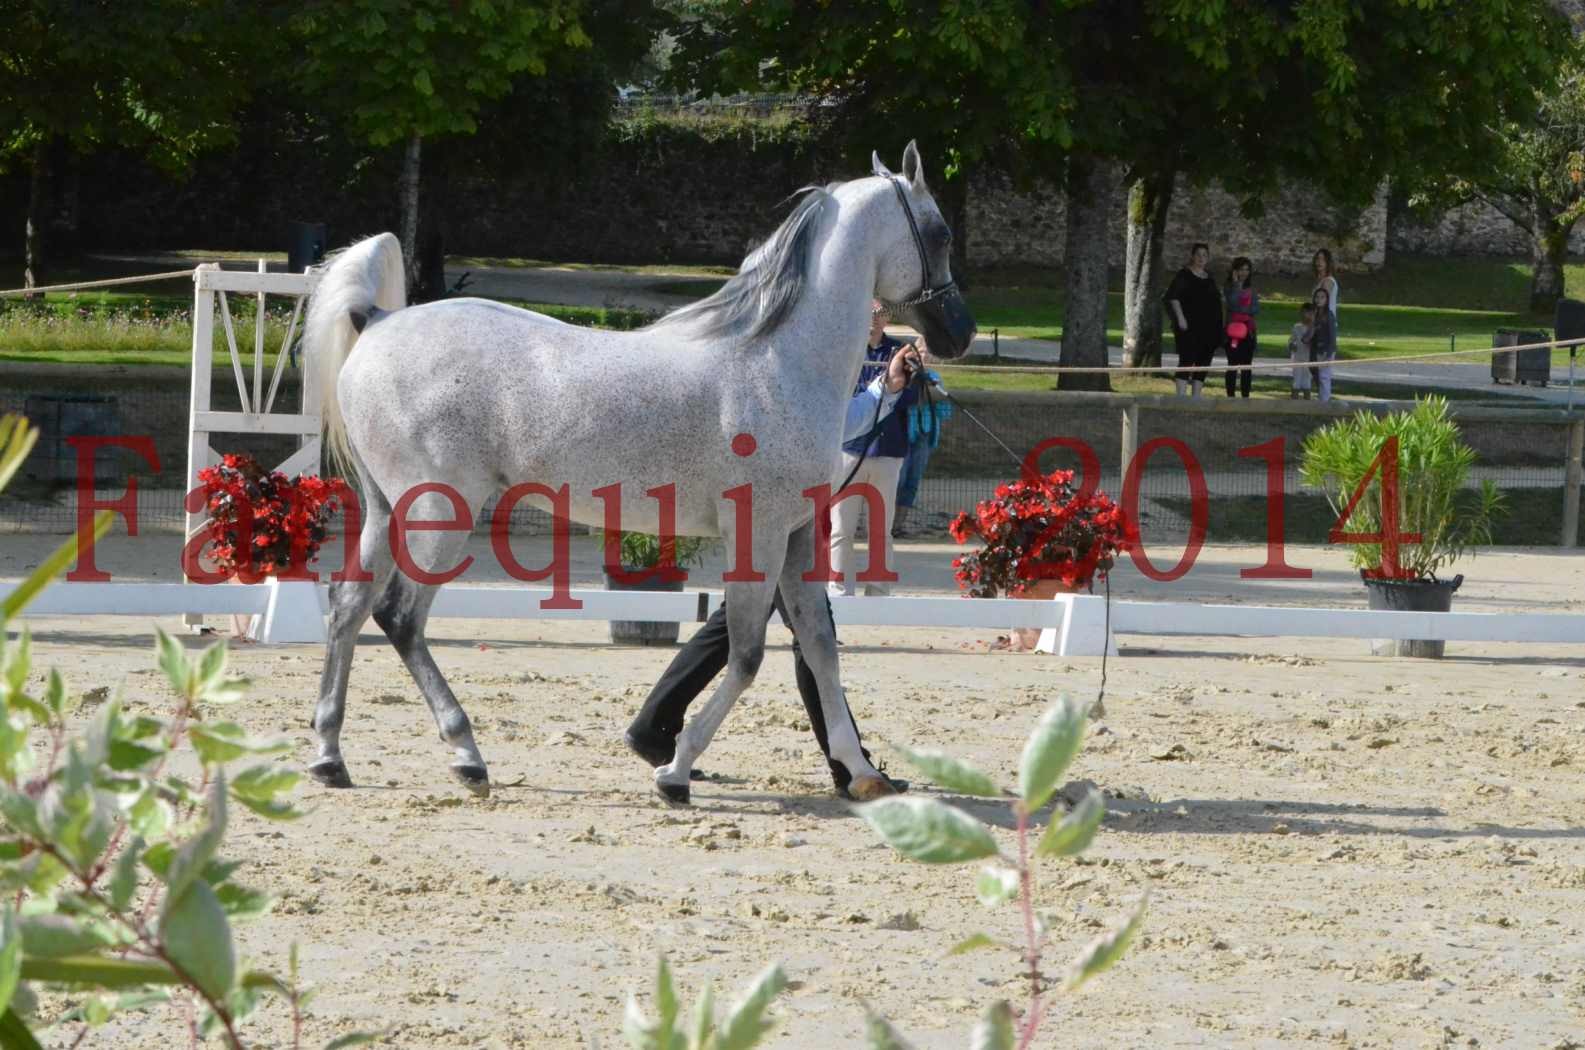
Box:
[399,130,423,294]
[1530,196,1570,313]
[1123,170,1175,368]
[23,138,51,297]
[1058,158,1113,392]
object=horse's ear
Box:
[901,140,927,192]
[871,150,893,178]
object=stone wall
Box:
[7,108,1569,273]
[1388,197,1585,257]
[966,171,1389,275]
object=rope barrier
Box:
[932,334,1585,375]
[2,269,1578,384]
[0,269,199,299]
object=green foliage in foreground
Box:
[0,412,374,1049]
[620,695,1144,1048]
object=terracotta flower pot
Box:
[1006,577,1082,652]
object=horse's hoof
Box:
[845,775,899,802]
[452,764,491,798]
[655,781,691,806]
[308,759,352,789]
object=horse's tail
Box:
[304,232,407,476]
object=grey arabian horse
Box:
[302,141,976,804]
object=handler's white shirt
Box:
[843,376,902,443]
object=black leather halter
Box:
[877,175,958,311]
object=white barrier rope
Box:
[0,269,199,298]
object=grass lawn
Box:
[963,254,1585,365]
[0,290,652,367]
[659,254,1584,365]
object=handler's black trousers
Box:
[626,591,870,787]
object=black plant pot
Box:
[605,568,686,646]
[1362,572,1462,659]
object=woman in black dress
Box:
[1164,242,1223,397]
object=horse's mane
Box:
[651,184,837,340]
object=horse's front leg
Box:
[776,520,896,800]
[655,545,785,804]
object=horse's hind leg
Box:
[372,532,491,796]
[310,481,397,788]
[655,558,784,805]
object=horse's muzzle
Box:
[905,286,977,359]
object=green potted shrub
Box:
[1299,395,1506,658]
[600,531,714,645]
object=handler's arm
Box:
[844,378,903,442]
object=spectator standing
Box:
[1222,256,1260,398]
[1288,302,1315,399]
[1310,286,1337,402]
[1311,247,1341,398]
[829,302,918,596]
[1165,243,1223,397]
[892,337,953,538]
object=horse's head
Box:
[871,141,977,360]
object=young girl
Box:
[1222,256,1260,398]
[1310,287,1336,402]
[1288,302,1315,399]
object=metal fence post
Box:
[1563,416,1584,548]
[1121,401,1138,490]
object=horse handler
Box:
[625,341,922,799]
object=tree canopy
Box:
[291,0,596,288]
[0,0,261,286]
[671,0,1570,377]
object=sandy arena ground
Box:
[4,534,1584,1049]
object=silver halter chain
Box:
[877,175,958,310]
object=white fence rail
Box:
[7,581,1583,654]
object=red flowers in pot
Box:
[197,454,345,583]
[949,468,1134,598]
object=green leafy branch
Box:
[856,695,1146,1049]
[0,412,377,1049]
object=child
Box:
[1310,287,1337,402]
[1288,303,1315,399]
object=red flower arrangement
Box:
[197,454,345,583]
[949,469,1135,598]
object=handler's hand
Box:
[886,344,922,392]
